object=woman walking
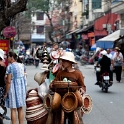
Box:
[4,51,26,124]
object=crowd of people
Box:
[0,49,27,124]
[94,47,123,85]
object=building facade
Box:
[31,11,47,45]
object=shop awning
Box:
[76,24,94,33]
[90,43,96,51]
[96,30,121,49]
[31,34,45,42]
[66,29,80,35]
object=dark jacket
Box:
[99,55,111,73]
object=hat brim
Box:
[59,58,77,64]
[0,54,4,60]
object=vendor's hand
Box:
[79,88,85,95]
[49,83,53,89]
[3,94,7,99]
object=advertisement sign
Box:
[2,26,16,38]
[0,40,9,66]
[88,32,94,37]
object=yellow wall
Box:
[70,0,83,31]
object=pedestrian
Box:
[0,49,6,123]
[17,56,27,86]
[4,51,27,124]
[50,51,86,124]
[113,48,123,83]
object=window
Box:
[92,0,102,9]
[37,12,44,20]
[36,26,44,33]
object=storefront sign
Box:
[2,26,16,38]
[88,32,94,37]
[0,40,9,66]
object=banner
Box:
[0,40,9,66]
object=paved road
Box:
[3,63,124,124]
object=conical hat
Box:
[41,64,49,70]
[34,71,48,85]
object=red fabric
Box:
[94,13,120,36]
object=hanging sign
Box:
[2,26,16,38]
[0,40,9,66]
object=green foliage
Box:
[28,0,50,11]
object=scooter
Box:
[80,55,89,65]
[99,72,112,93]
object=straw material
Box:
[74,90,83,107]
[52,92,61,111]
[43,92,61,111]
[81,94,93,114]
[34,71,48,85]
[51,81,78,93]
[60,109,64,124]
[27,114,48,124]
[45,111,53,124]
[73,111,80,124]
[62,92,78,113]
[26,89,48,122]
[43,94,53,111]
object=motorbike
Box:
[95,66,112,93]
[24,54,34,65]
[100,72,112,93]
[80,54,89,65]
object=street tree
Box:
[27,0,71,42]
[0,0,28,32]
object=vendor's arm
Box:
[77,71,86,94]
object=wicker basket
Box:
[62,92,78,113]
[51,81,78,93]
[27,114,48,124]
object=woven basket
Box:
[62,92,78,113]
[43,92,61,111]
[74,90,83,107]
[51,81,78,93]
[52,92,61,111]
[27,114,48,124]
[81,94,93,114]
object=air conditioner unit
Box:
[103,24,107,29]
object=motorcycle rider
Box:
[95,50,113,86]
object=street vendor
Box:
[50,51,86,93]
[50,51,86,124]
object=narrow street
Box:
[3,63,124,124]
